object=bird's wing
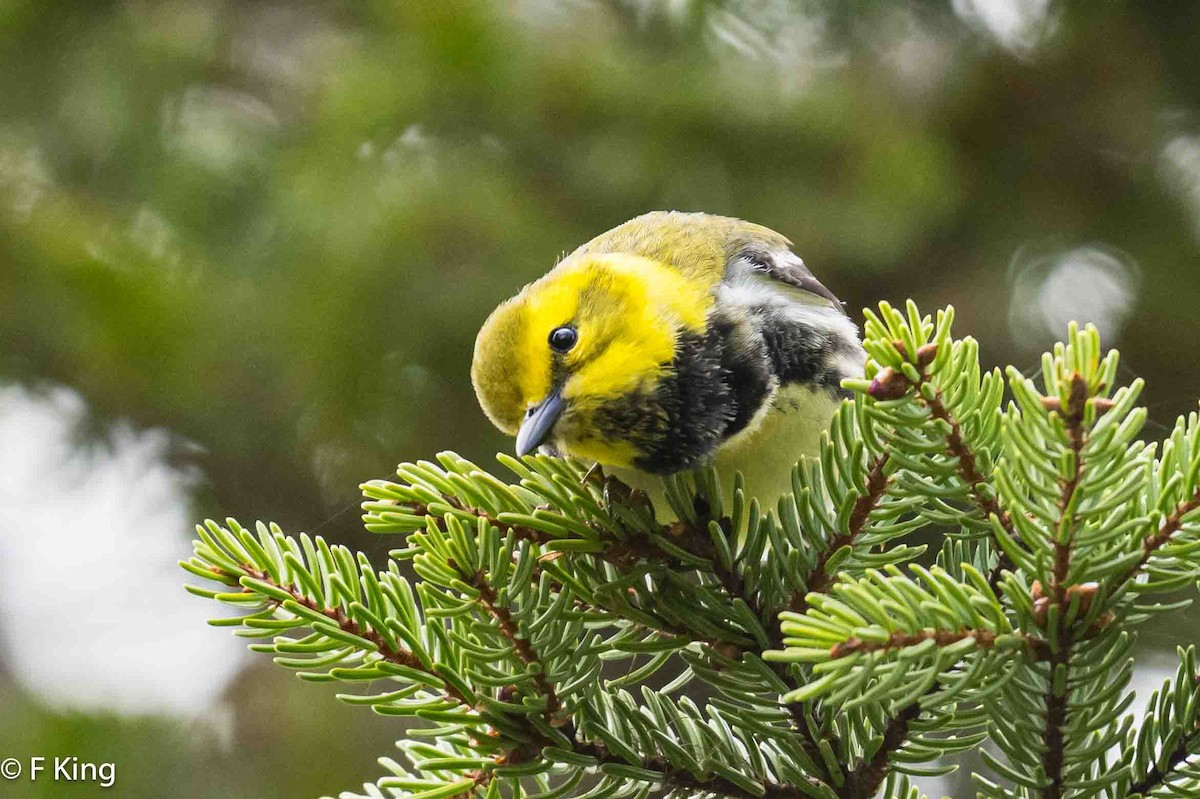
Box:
[572,211,844,309]
[721,221,844,310]
[717,221,863,392]
[737,248,843,307]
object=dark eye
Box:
[548,326,577,353]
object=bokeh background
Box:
[2,1,1200,796]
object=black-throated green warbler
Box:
[471,211,865,506]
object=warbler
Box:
[471,211,865,507]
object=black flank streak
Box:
[588,297,857,473]
[712,316,773,438]
[596,314,773,475]
[754,304,846,394]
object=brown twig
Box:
[789,454,891,614]
[1116,491,1200,588]
[837,703,923,799]
[573,737,821,799]
[1040,374,1090,799]
[874,347,1018,589]
[922,382,1019,591]
[873,349,1014,538]
[924,388,1013,533]
[240,565,470,703]
[829,627,1050,661]
[472,575,561,716]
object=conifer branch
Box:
[414,495,749,646]
[775,453,893,784]
[1040,373,1090,799]
[923,386,1013,535]
[789,452,891,613]
[237,544,820,799]
[668,518,842,782]
[235,563,471,703]
[472,575,562,716]
[1119,489,1200,588]
[902,354,1018,587]
[830,608,1055,799]
[572,738,819,799]
[181,304,1199,799]
[828,627,1050,660]
[1127,735,1199,798]
[1125,660,1200,798]
[434,487,846,784]
[838,702,923,799]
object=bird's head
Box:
[472,254,712,468]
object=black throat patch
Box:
[592,317,774,475]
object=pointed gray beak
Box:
[516,390,565,457]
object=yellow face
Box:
[472,254,711,467]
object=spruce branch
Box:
[244,561,465,698]
[1126,740,1196,799]
[860,304,1016,586]
[1041,372,1091,799]
[470,574,561,717]
[373,457,852,790]
[975,323,1144,799]
[1117,647,1200,798]
[838,702,923,799]
[641,484,849,785]
[789,452,893,613]
[827,626,1048,660]
[1128,490,1200,582]
[769,564,1024,707]
[570,737,820,799]
[1116,408,1200,594]
[922,383,1014,539]
[383,485,747,649]
[180,302,1200,799]
[826,303,1015,791]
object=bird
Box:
[471,211,866,510]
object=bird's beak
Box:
[516,390,565,457]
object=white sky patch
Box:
[1008,244,1139,349]
[0,384,247,715]
[1160,134,1200,242]
[164,84,279,174]
[0,129,52,219]
[706,1,843,93]
[1125,652,1182,724]
[953,0,1055,54]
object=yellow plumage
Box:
[472,211,864,512]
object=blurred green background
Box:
[2,1,1200,796]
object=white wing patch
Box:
[718,266,864,376]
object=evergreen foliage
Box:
[183,302,1200,799]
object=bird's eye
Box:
[548,326,577,353]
